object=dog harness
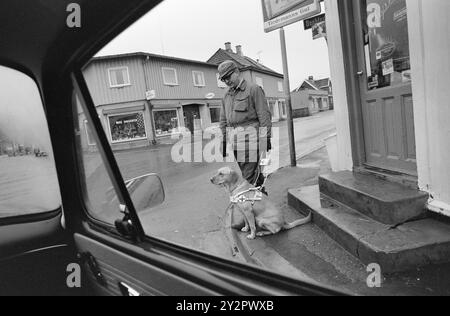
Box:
[230,187,263,206]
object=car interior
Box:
[0,0,341,296]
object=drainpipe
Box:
[142,55,158,145]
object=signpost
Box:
[262,0,322,33]
[261,0,322,167]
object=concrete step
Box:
[319,171,429,225]
[288,185,450,274]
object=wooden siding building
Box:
[291,76,333,116]
[81,52,228,151]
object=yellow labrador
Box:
[211,167,311,239]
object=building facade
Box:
[325,0,450,216]
[81,53,228,151]
[291,76,333,116]
[208,43,287,122]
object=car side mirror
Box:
[125,173,165,213]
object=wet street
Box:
[83,111,337,256]
[0,111,336,254]
[0,155,60,218]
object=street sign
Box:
[146,90,156,100]
[261,0,321,33]
[205,93,215,99]
[303,13,325,30]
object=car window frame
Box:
[71,70,145,242]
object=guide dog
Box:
[211,167,311,239]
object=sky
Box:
[97,0,331,88]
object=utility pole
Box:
[279,27,297,167]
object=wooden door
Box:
[183,105,201,134]
[354,0,417,175]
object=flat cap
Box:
[218,60,238,80]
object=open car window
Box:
[0,66,61,219]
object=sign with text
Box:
[262,0,321,33]
[303,13,325,30]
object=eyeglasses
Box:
[220,72,234,82]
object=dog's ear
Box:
[229,169,240,186]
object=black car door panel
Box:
[75,233,220,296]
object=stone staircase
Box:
[288,171,450,273]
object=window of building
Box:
[268,100,276,116]
[192,71,205,87]
[108,112,147,143]
[209,107,221,123]
[0,66,61,218]
[154,110,180,137]
[255,76,264,88]
[108,67,131,88]
[278,81,284,92]
[162,67,179,86]
[216,73,227,88]
[279,100,287,117]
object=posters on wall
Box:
[312,20,327,40]
[365,0,411,90]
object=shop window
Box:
[362,0,411,90]
[192,71,205,87]
[108,67,130,88]
[0,66,61,218]
[108,112,147,143]
[209,107,221,123]
[154,110,180,137]
[162,67,178,86]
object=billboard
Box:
[261,0,321,33]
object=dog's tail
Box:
[283,212,312,230]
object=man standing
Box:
[218,60,272,193]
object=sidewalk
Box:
[229,147,450,296]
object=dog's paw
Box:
[246,234,256,240]
[241,226,249,232]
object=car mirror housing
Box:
[125,173,165,213]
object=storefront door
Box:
[183,105,201,134]
[353,0,417,175]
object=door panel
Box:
[75,233,220,296]
[354,0,417,175]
